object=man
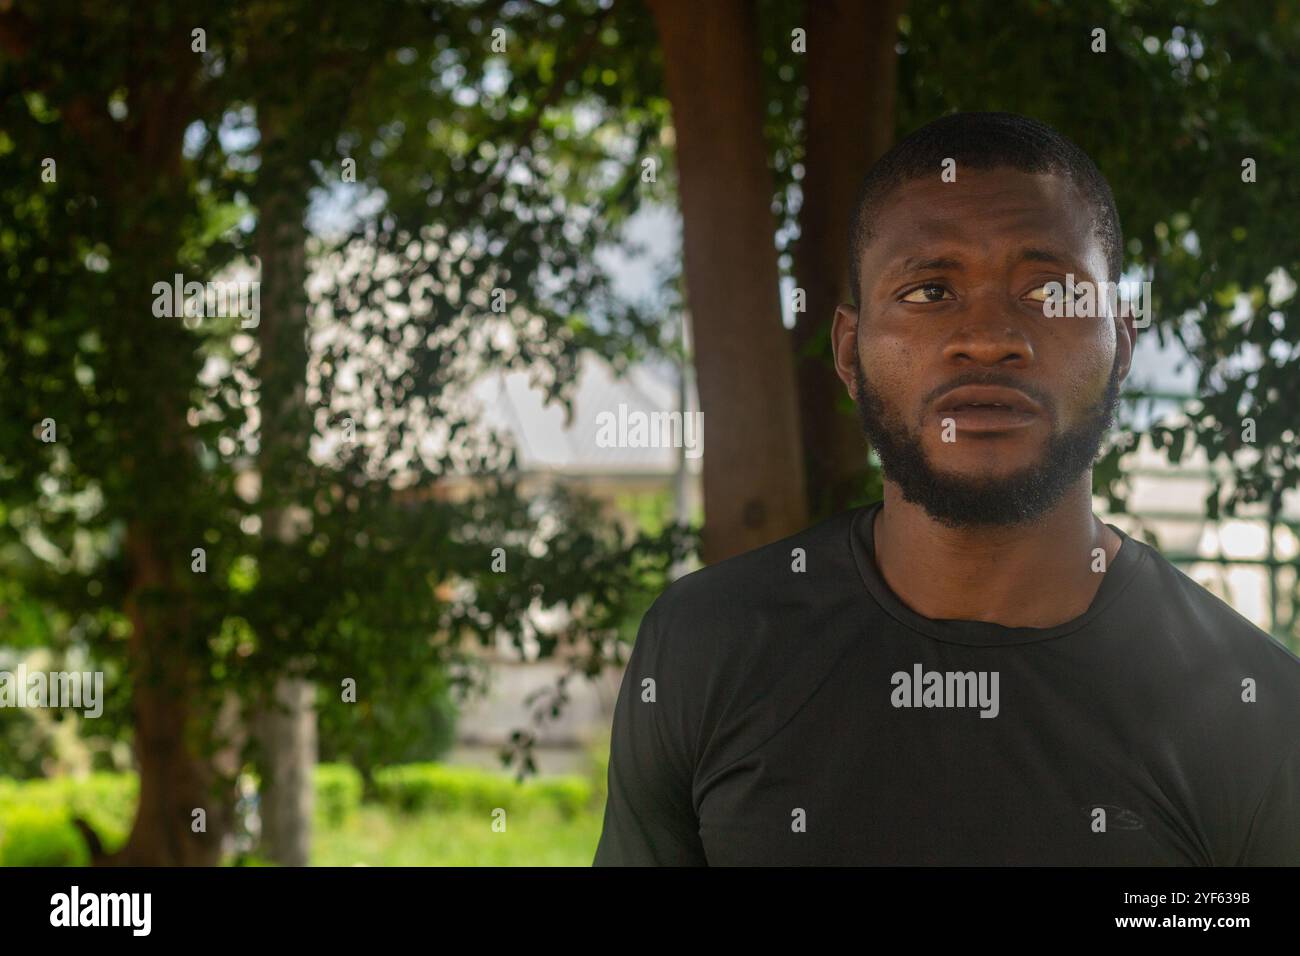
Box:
[593,112,1300,865]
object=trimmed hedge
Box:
[0,772,136,866]
[372,763,594,819]
[0,804,90,866]
[314,763,363,827]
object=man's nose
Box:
[942,304,1035,368]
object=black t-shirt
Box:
[593,502,1300,865]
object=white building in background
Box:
[445,351,702,774]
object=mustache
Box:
[919,371,1056,417]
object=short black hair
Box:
[847,111,1123,305]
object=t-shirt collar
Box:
[849,500,1147,646]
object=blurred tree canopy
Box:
[0,0,692,863]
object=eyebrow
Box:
[886,247,1076,279]
[891,255,963,277]
[1018,247,1072,267]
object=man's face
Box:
[834,167,1133,528]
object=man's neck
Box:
[871,479,1122,628]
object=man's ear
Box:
[832,303,860,392]
[1115,308,1136,384]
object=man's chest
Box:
[691,676,1210,865]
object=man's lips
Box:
[932,385,1043,433]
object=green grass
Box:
[312,803,604,866]
[1,755,613,866]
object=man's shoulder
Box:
[635,507,867,679]
[632,509,870,760]
[1122,537,1300,863]
[651,507,862,620]
[1127,535,1300,684]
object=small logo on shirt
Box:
[890,663,1000,718]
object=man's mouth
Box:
[933,385,1042,434]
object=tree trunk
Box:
[252,676,317,866]
[647,0,808,563]
[251,105,318,867]
[101,522,237,866]
[792,0,904,517]
[93,31,241,866]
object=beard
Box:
[852,354,1122,529]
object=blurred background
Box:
[0,0,1297,866]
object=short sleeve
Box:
[1237,743,1300,865]
[593,600,708,866]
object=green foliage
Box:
[313,762,364,827]
[372,762,593,820]
[0,772,137,865]
[0,0,698,803]
[0,803,88,867]
[57,773,137,851]
[527,777,595,820]
[316,669,458,781]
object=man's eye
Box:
[900,284,952,303]
[1024,282,1076,306]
